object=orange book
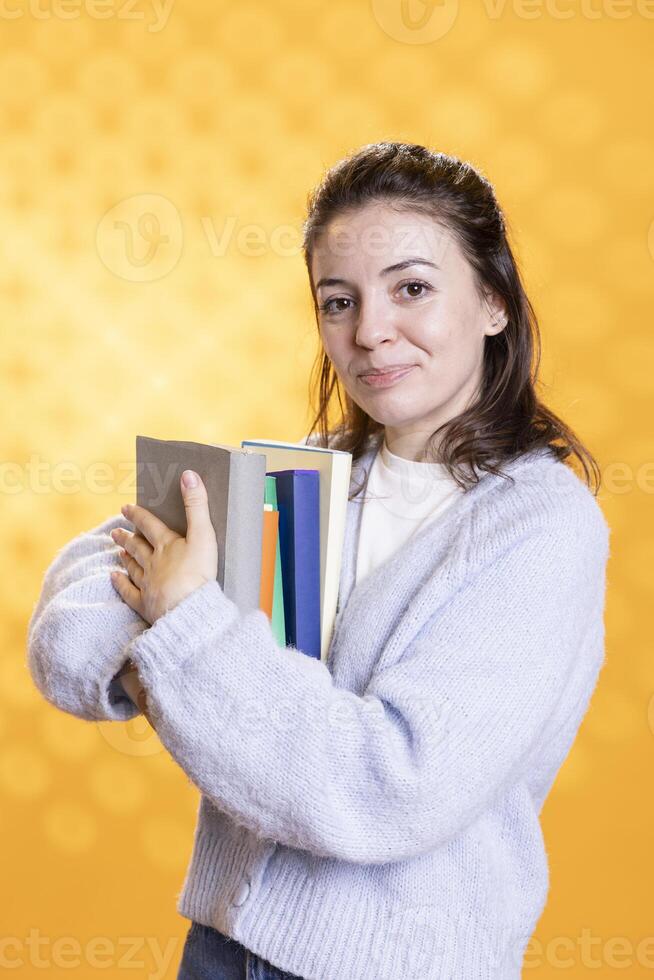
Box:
[259,504,279,620]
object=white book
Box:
[241,437,352,662]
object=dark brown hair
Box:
[301,141,601,499]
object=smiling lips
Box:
[358,365,416,388]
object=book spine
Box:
[225,453,266,615]
[293,470,321,660]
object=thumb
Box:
[180,470,211,542]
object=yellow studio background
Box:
[2,1,652,977]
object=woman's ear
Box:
[482,288,508,336]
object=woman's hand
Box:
[109,469,218,626]
[116,658,155,726]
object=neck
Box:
[382,427,441,463]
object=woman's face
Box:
[310,202,507,460]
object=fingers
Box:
[110,567,143,616]
[120,503,173,549]
[118,548,144,588]
[110,527,152,568]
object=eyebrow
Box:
[314,258,440,292]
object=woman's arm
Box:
[124,490,610,864]
[25,435,318,728]
[27,513,150,722]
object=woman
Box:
[27,142,610,980]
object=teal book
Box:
[265,475,286,648]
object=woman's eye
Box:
[318,281,432,316]
[319,297,352,316]
[400,280,431,299]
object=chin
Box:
[363,408,416,428]
[363,392,422,419]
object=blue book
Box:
[267,469,321,659]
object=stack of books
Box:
[133,434,353,662]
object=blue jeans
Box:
[177,921,304,979]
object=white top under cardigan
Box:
[26,433,611,980]
[355,437,464,586]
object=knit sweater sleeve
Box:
[124,483,610,864]
[26,513,149,722]
[25,434,320,723]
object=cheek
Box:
[320,329,347,367]
[321,342,336,374]
[417,324,482,392]
[422,305,479,358]
[411,316,454,360]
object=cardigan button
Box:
[231,877,251,907]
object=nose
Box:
[354,294,398,349]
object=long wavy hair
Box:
[300,141,601,500]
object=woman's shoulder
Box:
[466,447,610,559]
